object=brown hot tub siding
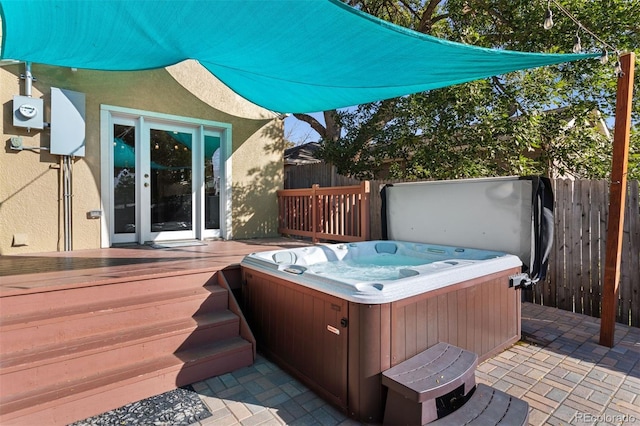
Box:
[389,267,522,366]
[347,301,391,422]
[241,266,522,423]
[242,269,349,410]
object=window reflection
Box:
[149,130,193,232]
[113,124,136,234]
[205,136,221,230]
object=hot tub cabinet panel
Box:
[346,301,391,422]
[242,269,349,409]
[388,268,522,365]
[241,265,522,423]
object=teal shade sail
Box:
[114,138,169,170]
[0,0,598,113]
[113,138,136,169]
[167,132,220,159]
[204,136,221,160]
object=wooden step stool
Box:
[381,342,477,425]
[430,383,529,425]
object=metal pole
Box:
[63,156,73,251]
[24,61,33,97]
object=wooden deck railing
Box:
[277,181,370,243]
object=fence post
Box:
[600,52,635,347]
[361,181,371,240]
[277,191,283,235]
[311,184,319,243]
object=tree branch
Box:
[397,0,422,22]
[323,111,341,142]
[292,113,328,139]
[491,76,527,117]
[418,0,445,33]
[431,13,449,25]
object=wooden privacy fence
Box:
[527,179,639,327]
[277,181,370,243]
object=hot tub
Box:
[242,176,553,423]
[241,240,523,423]
[241,240,521,304]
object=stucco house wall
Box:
[0,61,284,254]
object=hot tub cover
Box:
[381,176,554,284]
[0,0,597,113]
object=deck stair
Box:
[0,268,254,425]
[382,343,528,425]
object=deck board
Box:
[0,238,310,296]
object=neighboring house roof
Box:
[284,142,322,166]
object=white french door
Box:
[102,107,230,246]
[143,122,197,242]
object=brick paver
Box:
[189,303,640,425]
[478,303,640,426]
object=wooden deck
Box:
[0,238,313,425]
[0,238,310,296]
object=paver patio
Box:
[187,302,639,426]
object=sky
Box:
[284,106,359,145]
[284,112,324,146]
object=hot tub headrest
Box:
[375,242,398,254]
[273,251,297,264]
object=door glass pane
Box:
[150,129,193,232]
[113,124,136,234]
[204,136,221,230]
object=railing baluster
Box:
[277,181,371,243]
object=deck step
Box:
[382,343,478,425]
[0,337,253,426]
[0,271,218,319]
[1,309,238,370]
[0,285,228,353]
[0,284,226,327]
[0,310,240,395]
[0,270,256,426]
[429,384,529,425]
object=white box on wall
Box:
[50,87,86,157]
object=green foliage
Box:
[316,0,639,181]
